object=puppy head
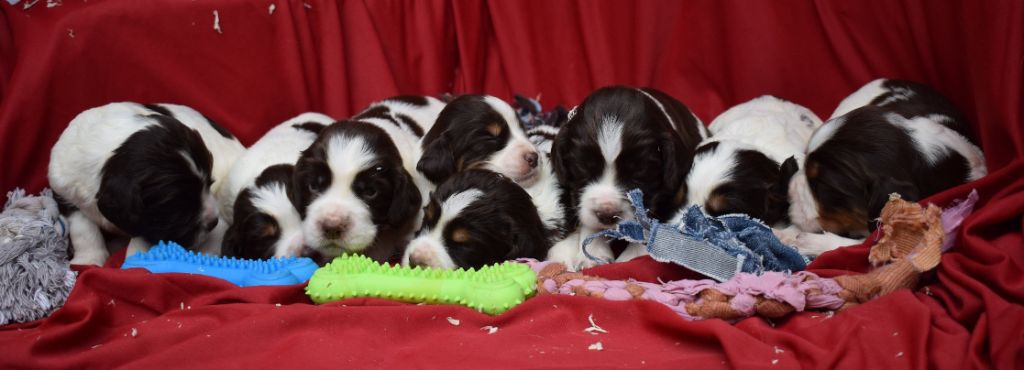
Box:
[551,86,691,229]
[97,114,220,248]
[686,141,798,225]
[293,120,421,259]
[402,170,550,269]
[418,95,540,186]
[222,164,305,259]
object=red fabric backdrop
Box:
[1,0,1022,369]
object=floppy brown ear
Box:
[417,135,457,184]
[764,156,800,225]
[387,169,423,227]
[97,175,143,235]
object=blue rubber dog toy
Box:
[121,241,318,287]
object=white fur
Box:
[774,225,864,256]
[401,189,484,268]
[786,168,822,233]
[891,113,988,180]
[682,141,740,214]
[707,95,823,163]
[523,155,565,232]
[302,136,379,255]
[830,78,888,119]
[218,112,333,223]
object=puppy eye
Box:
[309,174,328,193]
[373,165,385,174]
[362,187,379,199]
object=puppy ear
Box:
[97,176,143,235]
[867,176,919,231]
[660,134,691,210]
[220,223,243,256]
[764,156,800,225]
[417,136,457,184]
[387,169,423,227]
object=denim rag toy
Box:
[582,189,809,282]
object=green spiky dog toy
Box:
[305,254,537,315]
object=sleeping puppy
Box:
[786,79,987,256]
[352,95,446,140]
[292,96,441,263]
[401,168,563,269]
[218,112,333,259]
[49,102,245,265]
[417,95,541,187]
[679,96,822,226]
[547,86,708,269]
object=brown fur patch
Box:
[805,160,819,179]
[260,223,278,238]
[818,206,869,236]
[485,122,503,137]
[706,193,728,214]
[450,227,471,243]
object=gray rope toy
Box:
[0,188,76,325]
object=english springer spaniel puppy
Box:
[786,79,987,256]
[418,95,541,187]
[679,96,822,226]
[218,112,334,259]
[401,168,564,269]
[49,102,245,265]
[292,96,442,263]
[547,86,708,269]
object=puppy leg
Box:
[615,242,648,262]
[577,233,615,269]
[67,211,109,266]
[791,231,864,257]
[125,237,157,258]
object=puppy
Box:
[401,168,563,269]
[352,95,446,140]
[680,96,822,226]
[292,96,442,262]
[218,112,333,259]
[418,95,541,187]
[49,102,245,265]
[547,86,708,269]
[787,79,986,255]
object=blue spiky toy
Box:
[122,241,318,287]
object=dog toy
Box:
[122,241,318,287]
[305,254,537,315]
[527,191,976,321]
[0,188,76,325]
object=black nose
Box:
[524,152,539,168]
[204,218,218,232]
[595,209,622,225]
[321,222,347,239]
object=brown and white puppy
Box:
[786,79,986,256]
[417,95,541,187]
[49,102,245,265]
[291,96,442,262]
[218,112,333,260]
[547,86,708,269]
[401,169,563,269]
[679,96,822,226]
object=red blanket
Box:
[2,1,1022,368]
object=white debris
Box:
[481,326,498,334]
[275,303,282,308]
[46,0,59,8]
[896,352,904,358]
[892,331,899,336]
[824,311,835,319]
[583,314,608,335]
[23,0,39,10]
[180,302,184,310]
[446,317,460,326]
[107,299,115,307]
[212,10,222,34]
[91,344,102,349]
[588,342,603,351]
[187,305,192,310]
[268,4,275,14]
[771,359,779,365]
[774,346,784,354]
[176,322,182,329]
[130,328,138,338]
[302,2,311,9]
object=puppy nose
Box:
[594,208,622,226]
[320,218,349,240]
[204,218,219,232]
[524,152,539,168]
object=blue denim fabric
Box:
[582,189,809,282]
